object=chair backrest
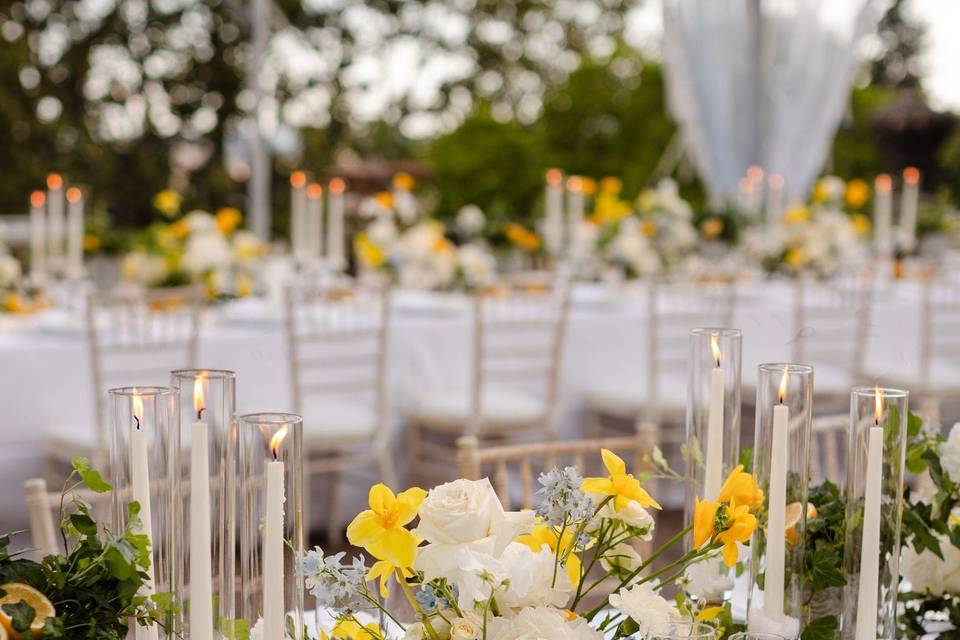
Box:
[285,280,390,446]
[23,477,113,560]
[471,278,572,435]
[86,285,203,449]
[790,273,873,382]
[646,277,737,416]
[456,429,656,511]
[919,276,960,388]
[807,414,848,486]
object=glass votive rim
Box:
[757,362,814,376]
[728,634,786,640]
[171,368,237,381]
[107,385,175,398]
[851,386,908,400]
[646,621,717,639]
[689,327,742,339]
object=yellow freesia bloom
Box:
[393,172,415,191]
[699,218,724,239]
[718,465,764,510]
[516,523,583,587]
[83,234,101,252]
[171,219,190,239]
[581,177,597,196]
[851,213,871,235]
[845,179,870,209]
[346,483,426,568]
[600,177,623,194]
[153,189,182,217]
[330,618,383,640]
[812,180,828,204]
[784,248,807,270]
[783,206,810,225]
[582,449,661,512]
[216,207,243,234]
[375,192,394,209]
[366,551,416,598]
[355,234,385,268]
[641,220,656,237]
[505,223,541,252]
[696,606,724,622]
[693,498,757,567]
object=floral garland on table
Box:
[0,244,46,314]
[121,206,267,299]
[303,449,762,640]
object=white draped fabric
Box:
[662,0,887,202]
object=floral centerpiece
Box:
[304,449,762,640]
[0,245,46,314]
[121,206,267,299]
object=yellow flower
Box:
[3,293,23,314]
[516,523,583,587]
[393,172,415,191]
[236,274,253,298]
[696,606,725,622]
[580,177,597,196]
[346,483,426,568]
[216,207,242,235]
[783,206,809,225]
[330,618,383,640]
[637,190,656,212]
[592,195,631,225]
[852,213,871,235]
[366,550,416,598]
[699,218,724,239]
[600,177,623,194]
[641,220,656,237]
[718,465,763,510]
[153,189,182,218]
[812,180,829,204]
[355,234,385,268]
[83,234,101,252]
[845,179,870,209]
[784,248,807,270]
[171,219,190,239]
[375,192,394,209]
[693,499,756,567]
[505,223,541,252]
[582,449,661,512]
[431,237,454,254]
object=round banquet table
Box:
[0,279,947,532]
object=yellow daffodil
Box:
[783,205,809,225]
[329,618,383,640]
[693,498,757,567]
[355,234,385,268]
[699,218,724,239]
[216,207,242,235]
[582,449,661,512]
[83,234,101,253]
[366,549,416,598]
[845,179,870,209]
[516,524,583,587]
[581,177,597,196]
[637,190,656,213]
[641,220,656,237]
[153,189,182,217]
[696,606,725,622]
[505,223,541,252]
[718,465,763,510]
[3,293,23,314]
[600,177,623,194]
[171,219,190,239]
[812,179,829,204]
[375,192,394,209]
[393,172,415,191]
[851,213,871,235]
[431,237,453,254]
[347,483,426,568]
[784,248,807,270]
[236,274,253,298]
[592,195,631,225]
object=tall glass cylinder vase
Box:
[170,369,237,639]
[684,328,742,603]
[746,364,813,640]
[841,388,908,640]
[109,386,181,640]
[238,413,305,640]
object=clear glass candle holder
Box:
[729,634,787,640]
[746,364,813,640]
[238,413,305,640]
[108,386,181,639]
[170,369,237,639]
[841,388,908,640]
[646,621,717,639]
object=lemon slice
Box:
[0,583,55,639]
[785,502,817,530]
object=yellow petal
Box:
[697,606,725,622]
[722,540,739,567]
[393,487,428,525]
[366,560,394,598]
[581,478,614,495]
[566,552,583,588]
[377,526,420,568]
[601,449,626,476]
[368,483,397,516]
[346,511,382,549]
[620,481,662,511]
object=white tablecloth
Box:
[0,280,943,531]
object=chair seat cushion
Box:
[301,398,379,443]
[413,389,546,427]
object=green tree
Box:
[828,84,897,179]
[869,0,926,89]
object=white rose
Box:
[367,217,398,247]
[249,617,264,640]
[609,583,679,635]
[184,210,217,233]
[941,424,960,484]
[416,478,531,548]
[456,205,486,236]
[233,230,264,263]
[449,612,484,640]
[458,244,497,287]
[595,498,655,538]
[495,543,572,612]
[487,607,601,640]
[0,254,22,288]
[681,558,733,601]
[394,189,420,222]
[182,231,232,274]
[404,623,427,640]
[600,542,643,576]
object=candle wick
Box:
[134,415,141,430]
[272,448,278,461]
[197,407,205,421]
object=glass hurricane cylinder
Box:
[646,621,717,639]
[108,386,181,640]
[841,388,908,640]
[170,369,237,639]
[238,413,305,640]
[746,364,813,640]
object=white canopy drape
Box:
[662,0,888,202]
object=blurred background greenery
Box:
[0,0,956,232]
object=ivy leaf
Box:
[71,457,112,493]
[3,601,36,635]
[801,615,838,640]
[809,542,846,590]
[907,410,923,438]
[42,616,66,639]
[904,504,943,560]
[69,513,98,537]
[905,442,928,474]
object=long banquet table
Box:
[0,279,950,531]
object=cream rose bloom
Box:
[495,543,572,612]
[600,542,643,576]
[941,423,960,485]
[609,583,679,635]
[902,533,960,596]
[487,607,600,640]
[449,612,484,640]
[595,498,655,539]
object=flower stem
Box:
[396,569,441,640]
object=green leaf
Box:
[801,615,838,640]
[42,616,66,639]
[809,542,846,590]
[907,410,923,438]
[738,447,754,472]
[3,601,36,635]
[72,457,112,493]
[903,504,943,560]
[69,513,98,537]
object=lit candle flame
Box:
[566,176,583,193]
[132,388,143,429]
[46,173,63,190]
[747,165,764,183]
[710,332,721,367]
[66,187,82,203]
[875,174,892,191]
[290,171,306,188]
[778,366,789,404]
[903,167,920,185]
[307,183,323,199]
[768,174,784,189]
[193,373,206,419]
[269,426,288,460]
[546,169,562,185]
[874,386,884,426]
[329,177,346,194]
[30,190,46,207]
